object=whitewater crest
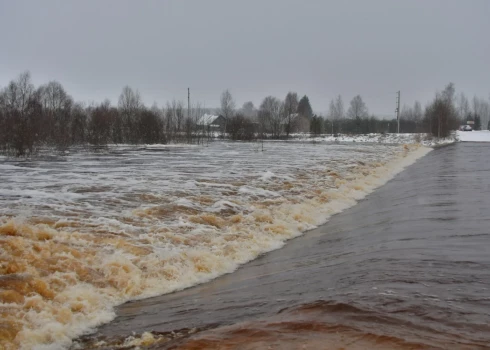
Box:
[0,142,431,349]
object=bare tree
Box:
[164,101,175,138]
[283,92,298,137]
[397,102,424,134]
[472,96,480,120]
[219,89,235,137]
[149,102,165,143]
[347,95,368,133]
[191,101,205,143]
[328,95,344,134]
[88,100,116,145]
[16,71,35,113]
[0,71,40,155]
[241,101,256,118]
[118,86,142,143]
[259,96,283,138]
[139,107,164,144]
[347,95,368,119]
[400,105,413,121]
[227,113,256,141]
[441,82,455,105]
[413,101,423,132]
[71,103,88,144]
[456,92,470,121]
[38,81,73,148]
[425,83,458,138]
[220,89,235,119]
[425,98,456,138]
[175,100,184,134]
[483,100,490,130]
[472,96,490,130]
[39,81,71,110]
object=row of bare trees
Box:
[417,83,490,137]
[325,84,490,137]
[398,84,490,137]
[2,72,488,156]
[231,91,393,138]
[455,93,490,131]
[0,72,214,156]
[226,91,315,139]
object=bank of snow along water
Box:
[0,142,431,349]
[457,130,490,142]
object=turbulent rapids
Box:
[0,142,430,349]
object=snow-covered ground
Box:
[289,133,455,147]
[456,130,490,142]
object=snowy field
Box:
[456,130,490,142]
[289,132,455,147]
[0,142,431,349]
[173,132,456,148]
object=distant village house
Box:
[196,114,227,133]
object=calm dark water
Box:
[82,143,490,349]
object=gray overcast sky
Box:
[1,0,489,116]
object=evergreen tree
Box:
[297,95,313,120]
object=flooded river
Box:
[1,141,426,349]
[2,141,488,349]
[82,143,490,349]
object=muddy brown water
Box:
[80,143,490,349]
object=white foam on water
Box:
[0,143,431,349]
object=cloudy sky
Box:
[1,0,489,116]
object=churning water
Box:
[1,141,431,349]
[82,142,490,350]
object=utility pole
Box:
[188,88,190,120]
[396,90,401,134]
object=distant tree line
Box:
[1,72,489,156]
[0,72,211,156]
[324,83,490,138]
[233,82,489,140]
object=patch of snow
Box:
[456,130,490,142]
[287,133,455,148]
